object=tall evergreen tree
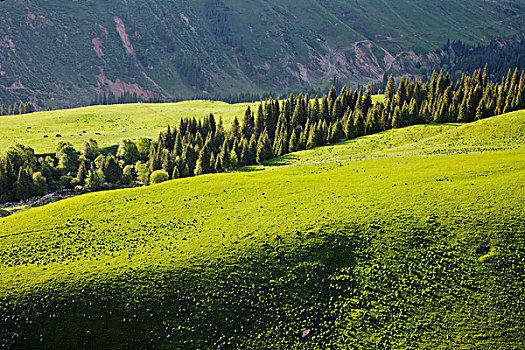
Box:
[219,140,230,170]
[384,75,396,109]
[15,167,34,200]
[76,161,88,185]
[256,131,273,164]
[362,85,373,116]
[104,155,122,183]
[241,106,255,139]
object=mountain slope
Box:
[1,0,525,108]
[1,113,524,348]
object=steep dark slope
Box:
[0,0,524,107]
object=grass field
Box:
[0,111,524,348]
[256,110,525,169]
[0,101,257,154]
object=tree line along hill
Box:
[0,102,36,116]
[1,66,524,204]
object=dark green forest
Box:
[441,38,525,79]
[1,66,524,204]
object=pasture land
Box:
[0,111,523,348]
[0,101,257,154]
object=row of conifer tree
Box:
[145,66,525,179]
[0,102,36,116]
[1,66,524,203]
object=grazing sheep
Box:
[43,135,48,138]
[55,134,62,137]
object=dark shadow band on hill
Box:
[0,222,361,349]
[2,214,525,348]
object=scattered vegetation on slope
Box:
[2,0,525,107]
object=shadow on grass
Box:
[0,226,359,349]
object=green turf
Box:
[0,101,257,154]
[0,111,524,348]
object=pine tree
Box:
[331,97,344,122]
[174,132,183,157]
[321,96,329,121]
[172,166,180,180]
[219,140,230,169]
[209,153,217,173]
[396,79,407,107]
[516,76,525,110]
[436,71,445,96]
[214,154,223,172]
[429,71,438,103]
[255,104,265,138]
[288,128,298,153]
[344,116,353,139]
[392,106,403,128]
[330,120,345,143]
[256,131,273,163]
[229,149,238,168]
[495,78,507,115]
[306,122,321,149]
[148,142,161,172]
[195,142,212,175]
[408,98,420,125]
[476,98,488,120]
[362,85,373,116]
[248,135,257,165]
[298,124,308,150]
[291,98,305,127]
[352,111,365,138]
[76,161,88,185]
[433,99,448,124]
[384,75,396,109]
[265,99,278,141]
[328,86,337,104]
[457,97,470,122]
[229,117,241,140]
[104,155,122,183]
[161,149,174,175]
[15,167,34,200]
[241,106,255,139]
[311,97,320,124]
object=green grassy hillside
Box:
[258,110,525,168]
[0,101,256,154]
[0,113,524,348]
[1,0,524,107]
